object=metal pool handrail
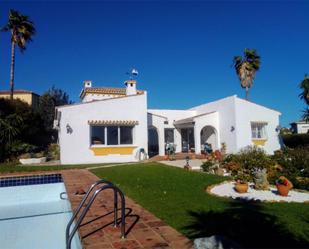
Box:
[66,180,126,249]
[66,179,113,240]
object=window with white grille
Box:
[251,122,267,139]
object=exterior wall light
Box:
[230,126,235,132]
[66,124,73,134]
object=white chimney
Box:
[83,80,92,88]
[125,80,137,95]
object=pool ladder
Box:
[65,179,126,249]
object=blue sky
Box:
[0,1,308,127]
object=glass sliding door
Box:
[181,128,195,152]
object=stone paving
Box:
[159,159,203,170]
[1,170,193,249]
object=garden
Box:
[0,145,308,248]
[200,145,309,193]
[91,163,309,248]
[0,87,71,164]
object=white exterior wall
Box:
[190,96,238,153]
[234,97,281,154]
[296,123,309,134]
[58,94,148,164]
[148,109,196,121]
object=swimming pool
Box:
[0,174,83,249]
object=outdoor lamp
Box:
[66,124,73,134]
[185,156,190,166]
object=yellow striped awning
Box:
[88,120,139,126]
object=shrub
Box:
[35,152,45,158]
[221,146,275,182]
[201,160,217,172]
[271,147,309,190]
[7,141,37,160]
[281,134,309,148]
[222,159,241,176]
[46,143,60,160]
[0,99,49,161]
[236,146,274,172]
[19,153,32,159]
[235,169,250,184]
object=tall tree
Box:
[48,85,72,106]
[38,93,55,132]
[299,75,309,121]
[2,9,35,100]
[233,49,261,100]
[38,86,72,142]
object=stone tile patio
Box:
[159,159,203,170]
[1,170,193,249]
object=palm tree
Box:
[299,74,309,105]
[233,49,261,100]
[299,75,309,122]
[2,9,35,100]
[0,114,23,144]
[302,108,309,122]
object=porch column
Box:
[194,125,201,155]
[174,129,182,153]
[158,127,165,156]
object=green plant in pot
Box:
[234,169,250,193]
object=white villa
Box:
[55,80,281,164]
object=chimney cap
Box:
[125,80,136,86]
[83,80,92,88]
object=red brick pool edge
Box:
[1,170,193,249]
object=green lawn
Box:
[91,163,309,248]
[0,162,115,173]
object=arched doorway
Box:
[200,126,217,153]
[148,127,159,158]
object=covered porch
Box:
[173,113,219,155]
[148,111,220,157]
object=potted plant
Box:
[276,176,293,196]
[234,170,250,193]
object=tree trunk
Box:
[10,41,16,100]
[245,86,249,100]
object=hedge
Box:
[281,134,309,148]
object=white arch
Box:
[200,125,218,152]
[148,126,159,157]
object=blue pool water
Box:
[0,174,83,249]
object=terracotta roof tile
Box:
[80,87,144,98]
[88,120,139,126]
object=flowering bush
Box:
[276,176,293,189]
[235,169,250,184]
[271,147,309,190]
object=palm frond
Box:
[233,48,261,90]
[5,9,35,51]
[299,74,309,105]
[302,108,309,122]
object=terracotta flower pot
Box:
[235,183,248,193]
[276,184,290,196]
